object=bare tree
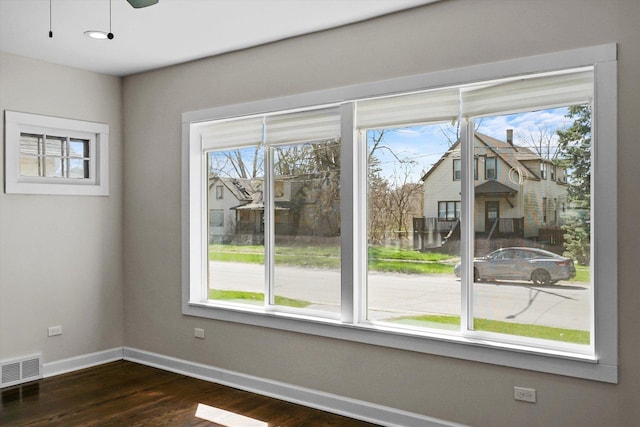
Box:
[366,130,424,243]
[438,119,484,147]
[367,173,392,244]
[517,125,559,161]
[387,162,424,239]
[209,146,264,179]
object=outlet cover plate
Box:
[47,325,62,337]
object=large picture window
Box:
[202,108,341,317]
[184,45,617,383]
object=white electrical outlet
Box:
[514,386,536,403]
[47,325,62,337]
[194,328,205,339]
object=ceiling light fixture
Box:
[84,30,110,40]
[84,0,114,40]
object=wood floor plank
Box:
[0,361,379,426]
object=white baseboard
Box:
[42,348,123,378]
[123,347,465,427]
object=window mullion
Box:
[460,118,474,333]
[264,143,275,309]
[340,102,357,324]
[41,133,47,177]
[63,137,69,178]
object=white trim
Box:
[460,118,474,331]
[123,347,465,427]
[340,102,357,323]
[4,110,109,196]
[42,348,123,378]
[37,347,463,425]
[592,59,618,367]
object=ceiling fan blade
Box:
[126,0,159,8]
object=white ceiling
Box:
[0,0,437,77]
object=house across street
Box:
[416,130,569,255]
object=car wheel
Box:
[531,269,552,286]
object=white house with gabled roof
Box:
[419,131,568,246]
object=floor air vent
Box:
[1,354,41,388]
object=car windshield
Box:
[526,249,561,259]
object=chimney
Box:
[506,129,514,145]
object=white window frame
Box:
[4,111,109,196]
[182,44,617,383]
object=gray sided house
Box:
[208,173,340,245]
[208,177,261,244]
[416,131,568,251]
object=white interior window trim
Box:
[182,44,617,383]
[4,111,109,196]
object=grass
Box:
[210,252,264,264]
[209,244,457,275]
[209,243,589,280]
[209,244,341,268]
[367,246,452,262]
[571,265,590,282]
[391,314,590,344]
[368,259,452,275]
[208,289,311,308]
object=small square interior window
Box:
[5,111,109,196]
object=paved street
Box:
[209,261,590,330]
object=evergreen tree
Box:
[557,105,591,265]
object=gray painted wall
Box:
[0,53,124,363]
[123,1,640,425]
[2,0,638,425]
[122,0,640,425]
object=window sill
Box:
[184,301,614,383]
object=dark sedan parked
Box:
[454,247,576,286]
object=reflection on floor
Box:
[0,360,379,426]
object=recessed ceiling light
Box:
[84,30,112,40]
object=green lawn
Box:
[367,246,452,262]
[390,314,589,344]
[572,265,590,282]
[367,259,452,275]
[209,244,590,281]
[208,289,311,308]
[209,244,457,275]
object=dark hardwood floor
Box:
[0,360,379,426]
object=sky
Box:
[370,107,573,183]
[207,106,577,184]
